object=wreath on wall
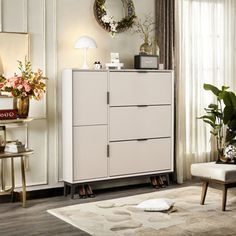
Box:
[93,0,136,36]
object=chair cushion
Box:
[191,162,236,183]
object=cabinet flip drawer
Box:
[109,138,172,176]
[109,105,172,141]
[109,71,172,106]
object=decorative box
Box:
[0,109,17,120]
[4,140,26,153]
[134,55,159,69]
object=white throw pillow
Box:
[136,198,175,212]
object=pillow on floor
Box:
[136,198,175,212]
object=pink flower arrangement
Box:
[0,59,47,100]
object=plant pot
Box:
[139,36,152,55]
[219,155,228,163]
[13,97,30,118]
[139,42,152,55]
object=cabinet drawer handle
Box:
[137,105,148,107]
[137,138,148,142]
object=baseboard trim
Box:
[0,187,64,203]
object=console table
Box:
[0,118,33,207]
[0,150,33,207]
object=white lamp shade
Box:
[74,36,97,49]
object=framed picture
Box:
[0,32,29,77]
[0,32,29,97]
[110,52,120,63]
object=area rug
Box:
[47,186,236,236]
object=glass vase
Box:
[139,36,152,55]
[151,38,160,56]
[13,97,30,118]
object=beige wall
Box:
[57,0,155,70]
[0,0,155,190]
[0,0,56,190]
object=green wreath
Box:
[94,0,136,36]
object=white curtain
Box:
[175,0,236,183]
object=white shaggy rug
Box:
[47,186,236,236]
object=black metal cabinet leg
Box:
[64,182,68,197]
[166,174,170,186]
[71,185,76,199]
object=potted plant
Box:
[200,84,236,163]
[131,15,158,55]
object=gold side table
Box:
[0,150,34,207]
[0,118,34,208]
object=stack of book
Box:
[4,140,26,153]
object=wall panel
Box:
[45,0,59,184]
[2,0,26,32]
[0,0,50,189]
[26,119,48,185]
[11,120,48,187]
[28,0,46,118]
[0,0,2,31]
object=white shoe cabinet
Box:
[62,69,174,197]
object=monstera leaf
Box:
[200,84,236,157]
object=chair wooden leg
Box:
[222,185,227,211]
[201,180,209,205]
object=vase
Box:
[13,97,30,118]
[139,36,152,55]
[151,38,160,56]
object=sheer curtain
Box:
[175,0,236,183]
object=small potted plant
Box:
[0,58,47,118]
[199,84,236,163]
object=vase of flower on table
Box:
[0,58,47,118]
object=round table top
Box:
[0,118,33,124]
[0,149,34,159]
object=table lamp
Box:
[75,36,97,69]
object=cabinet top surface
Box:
[63,68,173,73]
[0,118,33,124]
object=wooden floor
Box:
[0,183,186,236]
